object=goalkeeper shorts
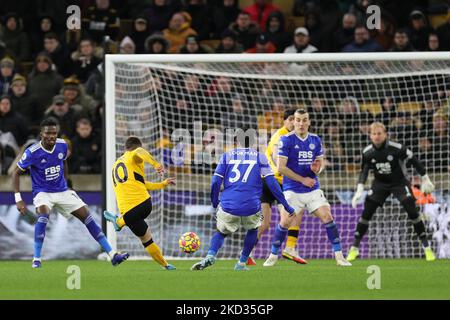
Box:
[368,181,415,205]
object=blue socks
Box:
[325,221,342,252]
[207,231,226,257]
[271,224,288,255]
[34,214,49,259]
[84,214,114,256]
[239,229,258,263]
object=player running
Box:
[264,108,351,267]
[259,108,306,265]
[191,133,295,271]
[347,122,436,261]
[103,136,176,270]
[13,117,129,268]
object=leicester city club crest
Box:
[58,153,64,160]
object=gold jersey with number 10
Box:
[112,147,167,215]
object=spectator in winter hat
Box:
[179,35,213,54]
[130,16,150,54]
[0,56,14,95]
[120,36,136,54]
[28,52,63,113]
[406,10,433,51]
[0,13,31,62]
[10,73,41,134]
[144,33,170,54]
[163,12,197,54]
[215,29,244,53]
[284,27,318,53]
[245,33,276,53]
[264,11,290,53]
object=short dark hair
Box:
[238,11,251,17]
[44,32,59,41]
[395,28,409,35]
[125,136,142,150]
[0,94,11,103]
[355,24,368,31]
[295,108,308,115]
[79,38,94,47]
[40,117,59,128]
[76,117,92,128]
[283,108,296,120]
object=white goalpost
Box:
[105,52,450,260]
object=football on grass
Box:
[179,232,201,254]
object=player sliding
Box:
[258,108,306,265]
[103,136,176,270]
[13,118,129,268]
[347,122,436,261]
[264,108,351,267]
[191,132,295,271]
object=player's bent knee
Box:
[314,206,333,223]
[279,213,293,229]
[129,220,149,238]
[139,228,152,243]
[361,198,380,221]
[401,197,420,220]
[291,211,303,226]
[37,205,51,214]
[259,220,270,232]
[321,213,333,224]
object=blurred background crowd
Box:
[0,0,449,176]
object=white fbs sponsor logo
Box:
[298,151,313,165]
[45,165,61,181]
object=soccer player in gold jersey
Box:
[104,136,176,270]
[257,109,307,264]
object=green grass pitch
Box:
[1,259,449,299]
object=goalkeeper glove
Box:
[420,174,435,194]
[351,184,364,209]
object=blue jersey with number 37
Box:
[214,148,273,216]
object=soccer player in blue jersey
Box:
[191,132,295,271]
[263,109,352,267]
[12,118,129,268]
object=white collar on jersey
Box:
[39,141,56,154]
[295,132,309,142]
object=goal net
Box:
[105,53,450,260]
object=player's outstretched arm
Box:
[277,156,315,188]
[210,174,223,209]
[265,175,295,215]
[145,177,176,191]
[352,158,370,208]
[404,151,435,194]
[12,166,26,214]
[134,147,165,175]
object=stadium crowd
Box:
[0,0,449,175]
